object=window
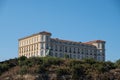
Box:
[102,44,105,49]
[37,37,38,41]
[51,45,53,50]
[102,53,104,56]
[78,48,80,54]
[65,47,67,52]
[46,36,49,41]
[70,54,72,58]
[49,52,53,56]
[23,47,25,52]
[55,45,57,51]
[73,55,76,59]
[81,52,84,54]
[77,55,80,59]
[60,53,63,57]
[41,35,44,41]
[46,44,49,49]
[36,44,38,49]
[98,43,100,48]
[31,45,33,51]
[28,46,29,51]
[86,53,88,55]
[41,43,44,49]
[41,50,43,56]
[60,46,62,51]
[26,46,28,52]
[73,48,76,53]
[100,50,103,52]
[55,53,57,57]
[97,56,101,61]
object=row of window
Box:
[40,35,50,42]
[19,43,49,53]
[51,39,95,48]
[19,52,39,58]
[19,35,51,47]
[19,51,104,61]
[97,56,105,61]
[97,43,105,49]
[49,52,96,60]
[19,36,40,46]
[50,45,96,54]
[19,43,39,53]
[19,45,104,56]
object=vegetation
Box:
[0,56,120,80]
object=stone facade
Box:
[18,31,105,61]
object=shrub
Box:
[56,67,70,76]
[0,63,9,74]
[67,59,83,67]
[36,65,46,74]
[71,64,85,79]
[115,59,120,68]
[19,65,28,75]
[83,58,97,65]
[43,57,63,66]
[18,56,27,66]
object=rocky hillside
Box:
[0,56,120,80]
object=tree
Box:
[0,63,9,75]
[64,54,69,59]
[18,56,27,66]
[115,59,120,68]
[56,67,70,76]
[71,64,85,79]
[83,58,96,65]
[19,65,28,75]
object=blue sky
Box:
[0,0,120,62]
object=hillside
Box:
[0,56,120,80]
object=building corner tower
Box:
[87,40,106,61]
[39,31,52,57]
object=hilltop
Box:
[0,56,120,80]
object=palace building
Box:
[18,31,105,61]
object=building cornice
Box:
[51,38,97,48]
[18,31,51,41]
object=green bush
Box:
[115,59,120,68]
[36,65,46,74]
[19,65,28,75]
[42,57,63,66]
[93,61,115,73]
[67,59,83,67]
[56,67,70,76]
[18,56,27,66]
[28,57,43,65]
[71,64,85,79]
[0,63,9,75]
[83,58,97,65]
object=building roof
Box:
[18,31,51,41]
[51,38,97,48]
[39,31,52,35]
[84,40,106,44]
